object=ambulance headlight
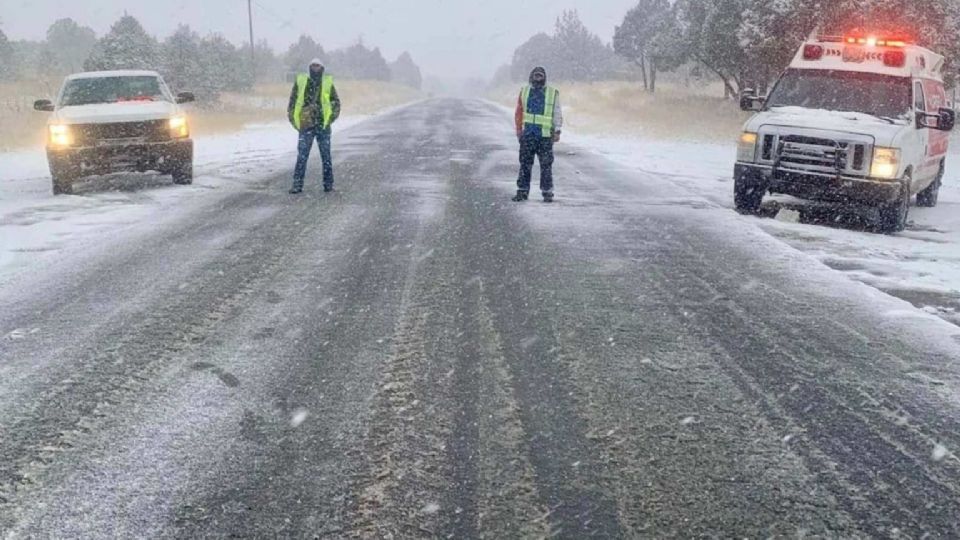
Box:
[871,147,901,180]
[737,132,758,162]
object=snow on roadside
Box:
[0,115,373,284]
[565,130,960,326]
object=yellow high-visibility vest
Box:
[521,85,557,138]
[293,73,334,130]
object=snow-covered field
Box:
[566,131,960,326]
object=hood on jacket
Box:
[529,66,547,87]
[309,58,325,78]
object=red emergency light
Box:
[883,50,907,67]
[803,44,824,60]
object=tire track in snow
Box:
[0,192,338,529]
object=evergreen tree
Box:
[328,41,391,80]
[161,25,202,92]
[195,33,248,100]
[84,15,159,71]
[511,33,558,82]
[553,10,619,81]
[509,11,620,83]
[0,26,14,81]
[614,0,681,92]
[389,51,422,89]
[44,18,96,75]
[240,39,282,84]
[284,35,325,73]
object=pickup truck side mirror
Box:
[739,93,765,112]
[176,92,196,104]
[34,99,55,112]
[917,107,956,131]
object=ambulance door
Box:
[921,78,949,187]
[911,81,932,191]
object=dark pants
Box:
[293,127,333,190]
[517,134,554,194]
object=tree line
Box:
[0,15,423,99]
[498,1,960,95]
[492,11,631,87]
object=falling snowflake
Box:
[932,443,949,462]
[291,408,310,428]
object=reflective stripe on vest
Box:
[293,73,334,130]
[521,85,557,138]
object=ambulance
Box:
[734,31,955,233]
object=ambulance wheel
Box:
[734,175,764,215]
[876,176,910,234]
[916,161,943,208]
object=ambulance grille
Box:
[767,134,868,176]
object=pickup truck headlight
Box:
[49,124,72,147]
[871,147,901,180]
[737,132,758,162]
[169,116,189,138]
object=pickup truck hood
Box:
[52,101,178,125]
[744,106,906,147]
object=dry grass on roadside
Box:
[0,79,422,151]
[0,80,61,151]
[490,81,750,143]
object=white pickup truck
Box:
[34,70,195,195]
[735,32,955,233]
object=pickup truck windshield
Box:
[60,76,169,106]
[766,69,912,119]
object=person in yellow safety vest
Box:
[287,58,341,194]
[513,66,563,203]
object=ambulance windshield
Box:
[767,69,912,119]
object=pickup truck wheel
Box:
[876,177,910,234]
[50,164,75,195]
[734,175,765,215]
[171,159,193,185]
[915,162,943,208]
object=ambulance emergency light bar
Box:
[817,31,915,47]
[804,32,913,67]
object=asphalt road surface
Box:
[2,100,960,538]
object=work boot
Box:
[324,186,334,193]
[542,192,554,203]
[289,187,303,194]
[511,191,529,202]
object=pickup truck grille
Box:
[73,120,171,146]
[762,134,868,176]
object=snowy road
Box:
[2,99,960,537]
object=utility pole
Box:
[247,0,256,83]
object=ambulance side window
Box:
[914,82,926,112]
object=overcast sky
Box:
[0,0,638,79]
